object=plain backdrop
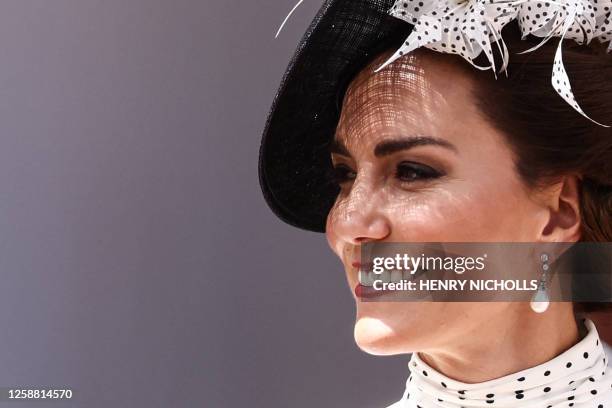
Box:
[0,1,408,407]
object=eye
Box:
[396,161,442,182]
[331,163,356,185]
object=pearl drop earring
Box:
[530,253,550,313]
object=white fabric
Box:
[385,318,612,408]
[379,0,612,127]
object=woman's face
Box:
[325,50,553,355]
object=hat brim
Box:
[258,0,413,232]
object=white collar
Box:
[400,318,612,408]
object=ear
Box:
[539,175,582,243]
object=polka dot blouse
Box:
[387,318,612,408]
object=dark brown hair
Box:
[464,23,612,315]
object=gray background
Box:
[0,1,408,407]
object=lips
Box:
[354,283,390,299]
[351,260,372,269]
[354,268,408,299]
[353,265,434,299]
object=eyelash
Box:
[331,164,357,184]
[331,161,442,185]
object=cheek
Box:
[325,204,344,258]
[385,179,538,241]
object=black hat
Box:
[258,0,612,233]
[258,0,413,233]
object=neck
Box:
[417,303,581,383]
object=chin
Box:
[353,316,413,356]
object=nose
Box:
[342,215,390,245]
[331,185,391,245]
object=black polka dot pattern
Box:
[384,0,519,76]
[383,0,612,127]
[397,317,612,407]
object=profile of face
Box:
[325,49,582,356]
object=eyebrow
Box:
[329,136,458,158]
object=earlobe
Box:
[540,176,582,243]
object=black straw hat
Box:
[258,0,413,233]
